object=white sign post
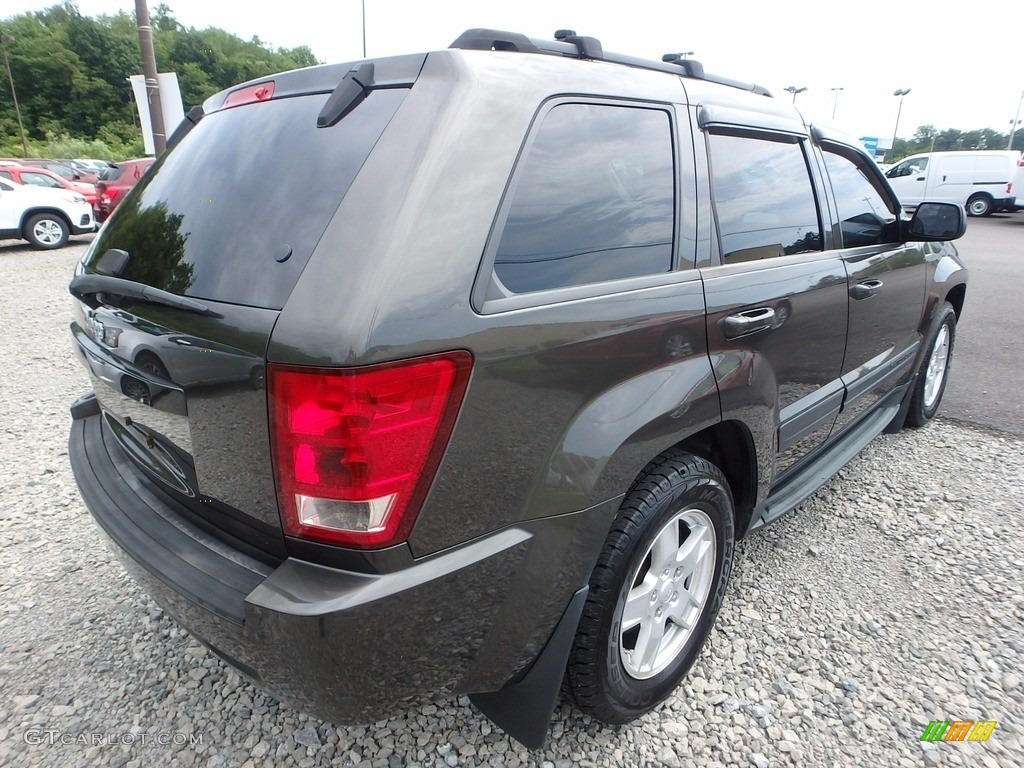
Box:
[129,72,185,156]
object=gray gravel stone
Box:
[2,241,1023,768]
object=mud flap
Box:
[883,375,917,433]
[469,586,589,749]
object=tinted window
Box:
[823,149,899,247]
[0,171,11,181]
[86,89,407,309]
[708,134,821,263]
[494,104,674,294]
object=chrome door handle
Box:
[851,279,883,300]
[721,307,776,338]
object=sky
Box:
[6,0,1024,144]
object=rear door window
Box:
[708,133,822,263]
[85,89,408,310]
[492,102,675,294]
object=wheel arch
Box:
[662,420,759,539]
[20,207,73,235]
[945,282,966,321]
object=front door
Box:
[885,156,929,209]
[819,144,926,434]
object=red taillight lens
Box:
[222,81,276,109]
[268,351,472,549]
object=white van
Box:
[1012,155,1024,211]
[884,150,1018,216]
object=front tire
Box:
[905,302,956,428]
[25,213,70,249]
[966,194,993,217]
[565,451,735,724]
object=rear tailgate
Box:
[69,55,423,554]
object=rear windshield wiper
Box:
[69,273,219,317]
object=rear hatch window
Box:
[84,88,408,309]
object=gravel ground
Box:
[1,240,1022,768]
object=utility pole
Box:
[135,0,166,156]
[0,33,28,157]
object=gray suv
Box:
[68,29,967,748]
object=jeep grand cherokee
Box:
[68,28,967,748]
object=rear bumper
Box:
[69,399,615,722]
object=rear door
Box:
[698,112,848,478]
[817,141,926,434]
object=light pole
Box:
[830,87,844,120]
[361,0,366,58]
[890,88,911,162]
[784,86,807,104]
[0,33,28,157]
[1008,90,1024,150]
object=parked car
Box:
[885,149,1019,216]
[0,176,95,248]
[64,158,115,174]
[13,158,100,184]
[67,28,968,748]
[95,158,155,221]
[0,164,98,210]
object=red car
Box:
[0,164,98,209]
[96,158,155,221]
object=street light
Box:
[830,87,844,120]
[890,88,911,162]
[679,51,694,60]
[784,86,807,104]
[1009,90,1024,150]
[0,33,28,157]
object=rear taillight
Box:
[268,351,472,549]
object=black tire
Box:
[905,302,957,428]
[24,213,70,249]
[965,194,993,217]
[565,451,735,724]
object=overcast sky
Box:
[7,1,1023,143]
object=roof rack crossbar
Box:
[449,28,771,98]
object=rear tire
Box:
[965,194,993,217]
[905,302,956,428]
[565,451,734,724]
[25,213,69,249]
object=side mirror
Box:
[908,202,965,241]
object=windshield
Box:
[85,88,407,309]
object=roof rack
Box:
[449,28,772,98]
